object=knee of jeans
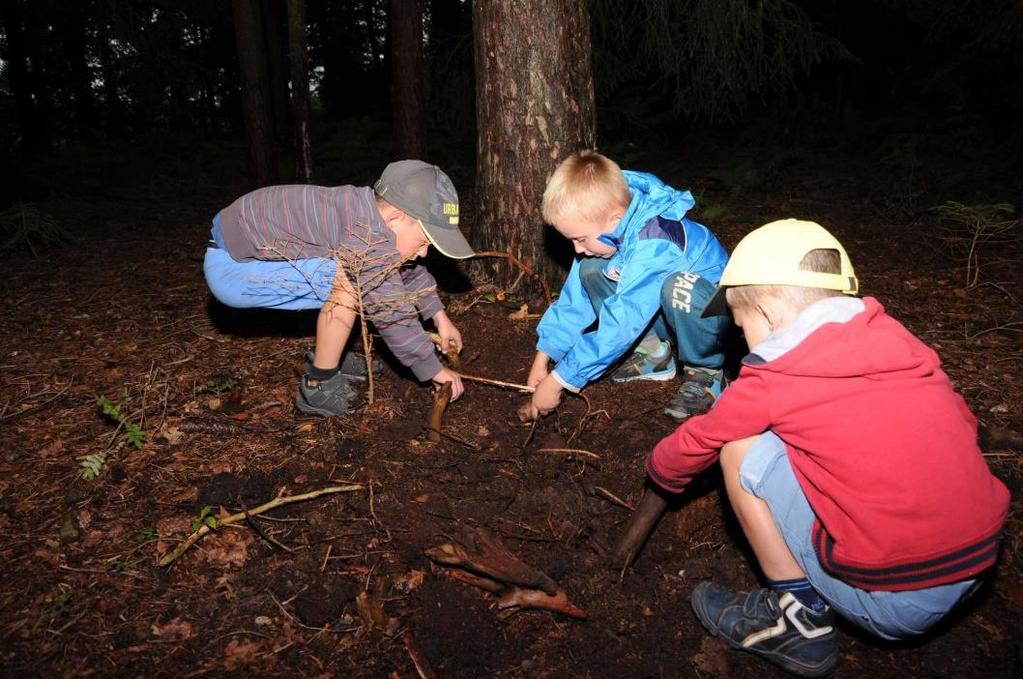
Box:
[577,258,607,291]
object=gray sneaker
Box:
[664,367,725,421]
[295,372,360,417]
[304,350,382,382]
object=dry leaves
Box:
[151,618,193,641]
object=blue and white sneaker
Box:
[663,367,725,420]
[611,342,677,382]
[692,582,838,678]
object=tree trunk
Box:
[233,0,280,186]
[287,0,314,183]
[261,0,292,142]
[0,0,43,149]
[390,0,425,159]
[59,1,98,139]
[472,0,596,294]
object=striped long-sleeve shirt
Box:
[218,185,444,380]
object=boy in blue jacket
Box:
[524,150,730,421]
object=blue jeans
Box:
[740,431,980,640]
[577,257,727,368]
[203,214,336,310]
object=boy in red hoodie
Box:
[645,219,1009,677]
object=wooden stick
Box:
[159,485,364,567]
[458,373,535,393]
[427,382,453,443]
[404,631,440,679]
[534,448,601,460]
[608,486,670,570]
[594,486,635,512]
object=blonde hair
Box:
[726,249,845,312]
[542,150,632,225]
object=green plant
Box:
[134,526,159,542]
[52,587,73,614]
[197,376,238,395]
[930,201,1022,287]
[78,395,145,481]
[190,506,219,534]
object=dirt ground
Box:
[1,149,1021,678]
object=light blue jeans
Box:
[740,431,980,640]
[203,214,336,310]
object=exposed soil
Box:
[1,151,1021,677]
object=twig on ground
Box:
[239,495,296,554]
[593,486,635,512]
[159,485,364,567]
[0,378,73,422]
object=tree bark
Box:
[233,0,280,186]
[287,0,314,183]
[472,0,596,294]
[390,0,425,159]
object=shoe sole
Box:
[294,395,360,417]
[691,591,838,678]
[611,364,677,383]
[663,405,707,421]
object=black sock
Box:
[307,364,340,381]
[769,577,828,614]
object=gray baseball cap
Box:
[374,160,474,259]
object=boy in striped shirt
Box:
[204,160,473,416]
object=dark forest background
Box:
[0,0,1020,210]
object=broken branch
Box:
[609,485,670,570]
[427,381,453,443]
[159,485,364,567]
[473,250,553,305]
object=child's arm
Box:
[645,373,771,493]
[552,240,680,391]
[535,259,597,363]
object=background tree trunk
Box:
[0,0,43,149]
[233,0,280,186]
[287,0,314,183]
[390,0,425,159]
[472,0,596,294]
[261,0,292,142]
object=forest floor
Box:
[1,146,1021,678]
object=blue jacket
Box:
[537,171,728,391]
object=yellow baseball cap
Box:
[701,219,859,317]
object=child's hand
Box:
[432,366,464,400]
[525,374,562,420]
[433,311,463,352]
[527,351,551,388]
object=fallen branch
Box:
[159,485,364,567]
[427,382,453,443]
[609,485,670,570]
[438,567,587,619]
[425,526,558,594]
[404,630,439,679]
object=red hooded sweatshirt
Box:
[646,297,1009,592]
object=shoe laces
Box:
[675,370,716,403]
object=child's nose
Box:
[573,242,586,254]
